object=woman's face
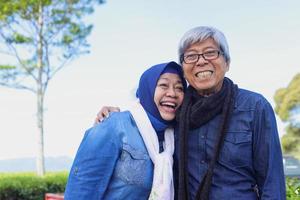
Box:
[154,73,184,121]
[182,38,229,96]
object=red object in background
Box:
[45,193,64,200]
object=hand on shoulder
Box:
[94,106,121,125]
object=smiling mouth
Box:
[160,101,177,110]
[196,71,213,79]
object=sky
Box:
[0,0,300,160]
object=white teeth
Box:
[161,102,176,108]
[196,71,212,79]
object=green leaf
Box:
[0,65,16,70]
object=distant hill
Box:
[0,156,73,172]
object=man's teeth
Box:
[196,71,212,79]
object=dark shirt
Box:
[175,88,286,200]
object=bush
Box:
[286,177,300,200]
[0,172,68,200]
[44,172,68,193]
[1,172,299,199]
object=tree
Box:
[274,73,300,158]
[0,0,104,176]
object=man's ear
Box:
[225,62,230,72]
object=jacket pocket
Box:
[218,131,252,168]
[114,144,152,187]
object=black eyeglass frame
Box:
[180,50,223,64]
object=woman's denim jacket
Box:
[65,111,153,200]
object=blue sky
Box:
[1,0,300,160]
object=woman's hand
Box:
[94,106,120,125]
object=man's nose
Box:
[196,54,208,65]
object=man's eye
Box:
[185,54,197,59]
[204,50,217,56]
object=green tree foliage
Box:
[0,0,104,176]
[274,73,300,157]
[281,125,300,155]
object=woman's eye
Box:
[158,83,168,88]
[175,86,184,92]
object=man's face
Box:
[182,38,229,96]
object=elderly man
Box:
[95,26,286,200]
[175,26,285,200]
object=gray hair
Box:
[178,26,230,64]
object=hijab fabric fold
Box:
[129,101,175,200]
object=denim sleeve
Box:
[252,100,286,199]
[64,121,122,200]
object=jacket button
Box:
[74,167,78,175]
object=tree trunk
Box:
[36,88,45,176]
[36,1,45,176]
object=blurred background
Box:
[0,0,300,173]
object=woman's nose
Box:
[166,87,176,97]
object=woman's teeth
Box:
[161,102,176,109]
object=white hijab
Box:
[129,100,175,200]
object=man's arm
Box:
[252,100,286,199]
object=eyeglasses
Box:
[181,50,223,64]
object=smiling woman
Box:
[154,73,184,121]
[64,61,186,200]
